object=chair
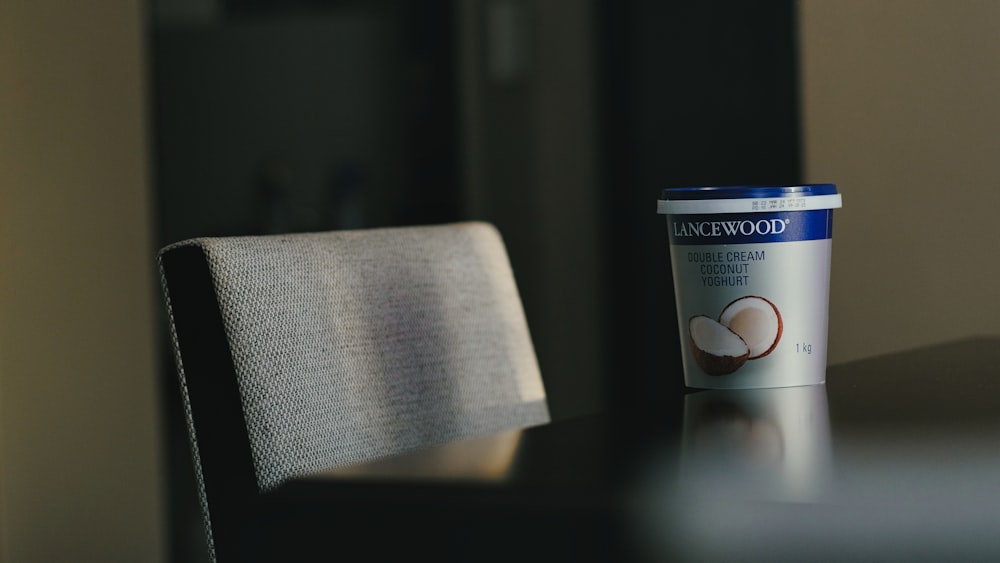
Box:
[158,222,549,562]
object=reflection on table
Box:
[680,384,833,502]
[262,338,1000,562]
[630,384,832,560]
[311,428,525,482]
[630,339,1000,561]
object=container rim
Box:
[657,190,842,215]
[660,184,837,201]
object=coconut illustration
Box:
[688,315,751,375]
[689,296,784,376]
[718,296,783,359]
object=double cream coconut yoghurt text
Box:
[658,185,842,390]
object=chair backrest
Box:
[159,222,549,561]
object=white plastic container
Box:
[657,185,842,389]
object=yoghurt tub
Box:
[657,185,842,389]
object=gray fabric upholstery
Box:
[159,222,549,559]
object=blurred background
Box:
[2,0,999,561]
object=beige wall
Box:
[0,2,165,562]
[800,0,1000,363]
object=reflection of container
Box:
[657,185,842,389]
[628,385,834,561]
[680,385,833,502]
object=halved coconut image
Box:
[719,296,783,360]
[689,315,751,375]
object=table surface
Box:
[246,337,1000,562]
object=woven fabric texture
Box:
[164,222,548,492]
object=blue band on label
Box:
[667,210,834,245]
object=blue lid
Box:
[661,184,837,201]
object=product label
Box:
[668,210,833,245]
[668,209,834,390]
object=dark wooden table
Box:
[241,337,1000,562]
